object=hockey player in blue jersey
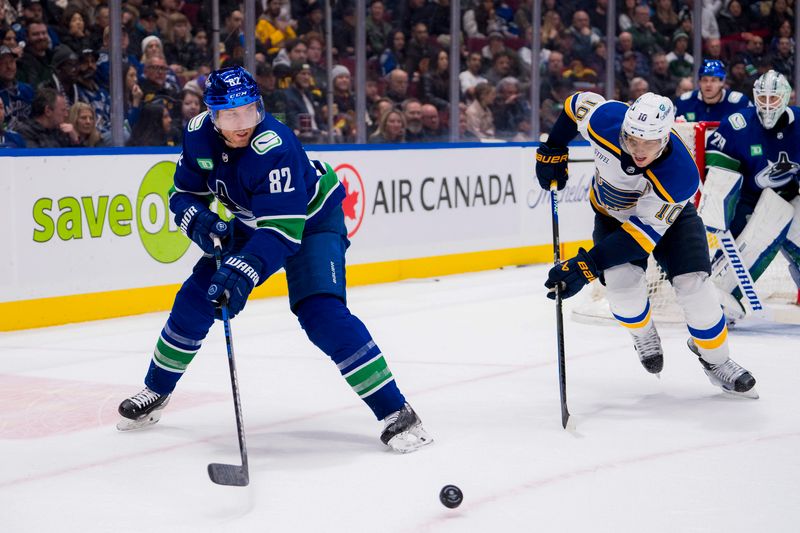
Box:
[699,70,800,318]
[536,91,757,397]
[117,66,432,453]
[675,60,751,122]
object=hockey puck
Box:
[439,485,463,509]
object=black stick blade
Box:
[208,463,249,486]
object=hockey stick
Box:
[208,236,250,487]
[549,181,571,430]
[713,230,764,315]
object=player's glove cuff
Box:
[535,143,569,191]
[177,207,234,255]
[544,248,599,300]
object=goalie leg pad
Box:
[697,166,743,231]
[604,263,653,334]
[672,272,729,364]
[780,197,800,278]
[713,188,793,297]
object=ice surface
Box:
[1,266,798,532]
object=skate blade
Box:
[386,425,433,453]
[721,386,759,400]
[116,409,164,431]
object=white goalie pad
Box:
[713,188,794,295]
[698,167,743,231]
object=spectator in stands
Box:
[766,0,793,35]
[124,64,143,116]
[771,37,794,79]
[385,68,409,104]
[127,101,176,146]
[421,49,449,111]
[738,34,767,78]
[705,38,723,63]
[617,51,642,101]
[330,63,355,113]
[585,40,607,83]
[179,88,202,130]
[615,31,649,79]
[420,103,446,141]
[563,58,599,89]
[140,55,180,112]
[273,38,308,70]
[628,77,649,102]
[629,5,665,57]
[667,31,693,79]
[460,51,488,100]
[493,76,530,140]
[380,30,406,77]
[405,22,435,75]
[539,78,572,135]
[540,50,567,102]
[140,36,181,93]
[96,27,137,91]
[333,5,356,58]
[297,1,324,36]
[59,6,92,55]
[256,62,287,120]
[618,0,638,33]
[191,27,212,68]
[368,108,406,143]
[16,21,53,87]
[68,101,105,147]
[540,9,564,51]
[156,0,181,35]
[484,50,516,86]
[514,0,533,37]
[256,0,296,56]
[221,7,245,57]
[0,97,25,148]
[401,98,424,142]
[771,20,794,52]
[367,97,394,137]
[567,10,602,60]
[458,102,478,140]
[718,0,751,37]
[283,62,323,141]
[653,0,680,39]
[727,59,753,99]
[366,0,392,59]
[43,46,81,108]
[648,52,678,98]
[16,87,77,147]
[675,76,694,99]
[130,7,160,59]
[75,48,110,134]
[1,24,22,57]
[464,0,511,39]
[163,13,202,78]
[0,1,19,27]
[0,45,34,130]
[465,81,495,140]
[89,5,109,49]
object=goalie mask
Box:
[753,70,791,129]
[620,93,675,167]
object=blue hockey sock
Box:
[295,294,406,420]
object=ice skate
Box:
[687,340,758,399]
[632,325,664,376]
[116,387,171,431]
[380,403,432,453]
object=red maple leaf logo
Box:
[341,176,359,221]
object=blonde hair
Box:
[68,102,101,147]
[166,13,192,44]
[370,109,406,142]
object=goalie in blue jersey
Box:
[536,91,757,398]
[699,70,800,319]
[117,66,432,453]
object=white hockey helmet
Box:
[753,70,791,129]
[620,93,675,155]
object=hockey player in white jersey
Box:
[535,91,757,397]
[700,70,800,319]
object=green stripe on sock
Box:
[344,355,394,398]
[153,338,198,371]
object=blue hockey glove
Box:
[207,253,264,318]
[535,143,569,190]
[177,206,234,255]
[545,248,599,300]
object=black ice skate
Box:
[687,339,758,399]
[116,387,171,431]
[380,403,433,453]
[632,326,664,375]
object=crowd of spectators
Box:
[0,0,797,148]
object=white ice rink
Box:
[1,265,798,533]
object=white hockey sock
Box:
[673,272,729,364]
[604,263,653,337]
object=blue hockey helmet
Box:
[698,59,726,80]
[203,66,266,130]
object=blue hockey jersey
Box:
[170,111,345,281]
[704,106,800,203]
[675,89,751,122]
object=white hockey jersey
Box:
[565,91,700,254]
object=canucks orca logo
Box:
[754,151,800,189]
[215,180,254,220]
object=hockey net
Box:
[572,121,800,326]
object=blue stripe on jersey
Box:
[629,216,662,242]
[687,314,727,340]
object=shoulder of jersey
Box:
[726,90,748,104]
[585,100,627,155]
[646,133,698,204]
[720,106,758,130]
[248,116,294,156]
[678,90,696,102]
